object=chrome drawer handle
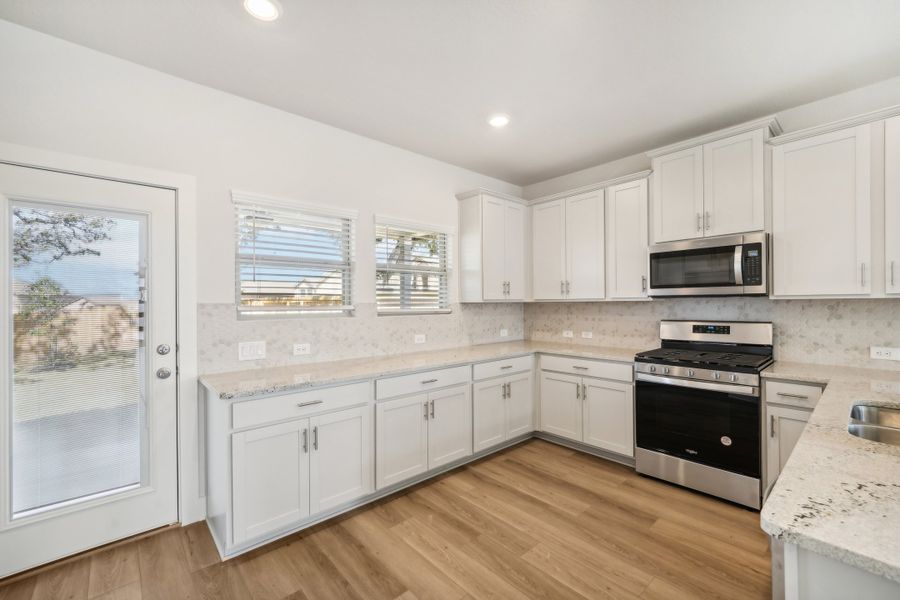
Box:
[297,400,323,408]
[500,365,513,370]
[776,392,809,400]
[421,378,438,384]
[572,366,588,370]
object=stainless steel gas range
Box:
[633,320,774,509]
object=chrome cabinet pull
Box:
[581,383,587,400]
[500,365,513,370]
[565,281,570,295]
[697,213,702,232]
[641,275,647,292]
[575,383,581,400]
[302,428,309,452]
[506,382,511,398]
[891,260,896,287]
[313,426,318,450]
[421,378,438,385]
[770,415,776,438]
[705,211,711,231]
[501,383,506,399]
[424,402,429,420]
[297,399,323,408]
[861,263,866,287]
[573,365,588,370]
[776,392,808,400]
[430,399,435,419]
[560,281,565,296]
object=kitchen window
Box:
[375,218,451,314]
[234,193,356,316]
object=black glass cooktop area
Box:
[634,347,773,372]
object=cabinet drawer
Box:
[472,355,533,381]
[232,381,370,430]
[540,354,632,382]
[764,380,823,410]
[376,365,470,400]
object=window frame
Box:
[233,191,357,318]
[374,215,453,316]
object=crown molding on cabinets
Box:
[528,170,653,206]
[455,188,528,205]
[646,115,782,158]
[768,103,900,146]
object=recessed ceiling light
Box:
[488,114,510,128]
[244,0,282,21]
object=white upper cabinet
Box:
[606,178,649,299]
[703,129,765,236]
[458,190,527,302]
[531,190,604,300]
[886,115,900,295]
[649,118,777,243]
[531,199,566,300]
[772,125,872,297]
[651,146,704,243]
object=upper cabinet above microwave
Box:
[647,117,780,244]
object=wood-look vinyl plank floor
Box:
[0,439,771,599]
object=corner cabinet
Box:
[886,115,900,295]
[532,190,605,300]
[649,118,776,243]
[763,379,823,497]
[606,178,649,299]
[458,190,526,301]
[771,125,872,297]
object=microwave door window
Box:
[651,246,737,288]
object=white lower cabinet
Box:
[765,404,813,495]
[540,366,635,458]
[232,419,311,545]
[375,383,472,489]
[473,371,534,452]
[309,406,374,513]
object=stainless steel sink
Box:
[850,405,900,429]
[849,405,900,446]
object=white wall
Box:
[523,74,900,199]
[0,20,521,307]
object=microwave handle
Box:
[734,246,744,286]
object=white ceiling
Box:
[3,1,900,185]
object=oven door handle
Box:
[636,372,758,397]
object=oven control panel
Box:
[692,324,730,335]
[742,243,764,286]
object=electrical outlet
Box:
[414,334,427,344]
[581,331,593,339]
[871,380,900,394]
[871,346,900,361]
[238,341,266,361]
[562,330,574,339]
[500,328,509,338]
[293,343,311,356]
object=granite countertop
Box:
[199,340,641,400]
[761,361,900,583]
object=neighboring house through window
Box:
[375,218,451,314]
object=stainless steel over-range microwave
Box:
[647,232,768,297]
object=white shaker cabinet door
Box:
[427,384,473,469]
[565,190,605,299]
[473,378,507,452]
[504,201,527,300]
[539,372,583,441]
[232,419,310,545]
[606,179,649,299]
[376,394,429,489]
[506,371,535,439]
[765,404,811,494]
[886,115,900,295]
[582,378,634,457]
[651,146,704,243]
[772,125,871,297]
[309,406,373,514]
[481,195,507,300]
[702,129,765,237]
[531,199,566,300]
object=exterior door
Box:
[565,191,605,299]
[539,372,582,441]
[375,394,428,489]
[427,385,472,469]
[309,406,373,513]
[531,200,566,300]
[0,163,178,577]
[473,378,506,452]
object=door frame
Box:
[0,141,202,526]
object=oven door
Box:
[635,375,760,478]
[648,237,743,296]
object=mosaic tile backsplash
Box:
[525,298,900,371]
[198,302,524,373]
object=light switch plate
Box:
[293,343,311,356]
[500,328,509,338]
[581,331,593,339]
[238,340,266,361]
[871,346,900,361]
[562,330,574,338]
[414,334,426,344]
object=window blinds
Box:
[235,198,355,315]
[375,221,450,313]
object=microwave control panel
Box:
[742,244,763,285]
